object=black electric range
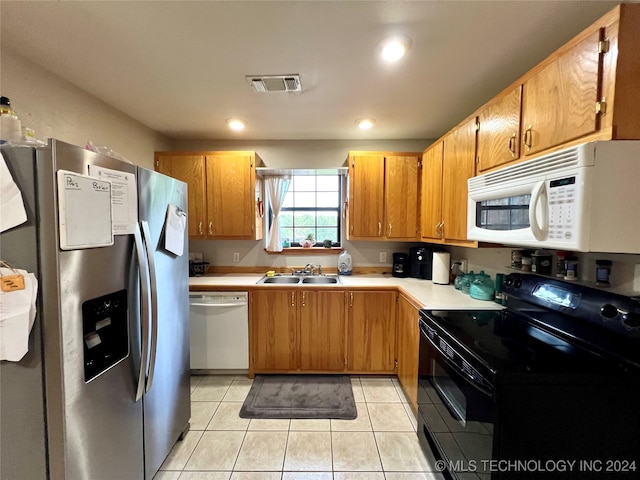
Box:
[417,273,640,480]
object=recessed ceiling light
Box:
[380,35,412,62]
[226,118,246,131]
[356,118,375,130]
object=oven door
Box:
[418,319,495,479]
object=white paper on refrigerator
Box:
[57,170,113,249]
[88,165,138,235]
[0,267,38,361]
[164,204,186,256]
[0,152,28,232]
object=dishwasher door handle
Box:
[189,302,248,307]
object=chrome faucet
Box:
[303,263,315,275]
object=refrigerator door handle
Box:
[141,220,159,393]
[134,223,151,402]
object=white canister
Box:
[432,251,451,285]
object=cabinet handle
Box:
[349,292,354,307]
[523,126,533,151]
[508,133,517,157]
[388,223,392,237]
[378,222,382,236]
[198,222,203,235]
[302,291,306,307]
[291,291,295,308]
[208,222,213,235]
[342,201,348,219]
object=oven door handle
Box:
[423,328,493,398]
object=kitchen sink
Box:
[256,275,341,285]
[301,276,340,284]
[260,276,301,284]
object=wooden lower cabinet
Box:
[299,290,347,371]
[250,290,298,372]
[396,294,420,414]
[347,291,397,373]
[250,289,346,374]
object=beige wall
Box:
[1,49,170,168]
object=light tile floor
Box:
[155,375,444,480]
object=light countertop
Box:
[189,274,503,311]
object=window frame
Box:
[267,174,344,250]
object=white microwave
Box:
[467,141,640,253]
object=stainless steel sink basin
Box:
[256,275,341,285]
[301,276,340,284]
[261,276,301,284]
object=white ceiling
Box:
[1,0,623,141]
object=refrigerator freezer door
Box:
[137,167,190,480]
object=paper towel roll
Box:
[432,252,451,285]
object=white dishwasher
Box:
[189,291,249,371]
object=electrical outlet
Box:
[379,251,387,263]
[460,259,468,273]
[634,264,640,291]
[233,252,240,263]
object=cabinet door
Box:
[250,290,297,372]
[206,153,257,239]
[348,154,385,238]
[299,290,346,371]
[385,155,420,240]
[477,86,522,172]
[442,120,477,242]
[521,30,601,156]
[420,143,444,241]
[347,291,396,373]
[396,295,420,413]
[155,154,207,238]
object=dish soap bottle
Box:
[338,250,352,275]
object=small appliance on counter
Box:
[392,252,409,278]
[409,247,432,280]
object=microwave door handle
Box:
[529,180,548,241]
[133,223,151,402]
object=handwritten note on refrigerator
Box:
[57,170,113,250]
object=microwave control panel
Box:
[547,176,577,241]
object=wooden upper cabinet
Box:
[154,151,263,240]
[154,154,207,238]
[477,86,522,173]
[521,30,601,157]
[206,152,262,239]
[442,119,477,242]
[385,155,420,240]
[348,154,385,238]
[420,142,444,242]
[347,152,420,241]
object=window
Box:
[276,175,342,247]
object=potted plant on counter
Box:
[301,233,315,248]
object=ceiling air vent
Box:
[247,74,301,93]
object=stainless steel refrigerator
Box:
[0,139,190,480]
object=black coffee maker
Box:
[409,247,433,279]
[392,253,409,278]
